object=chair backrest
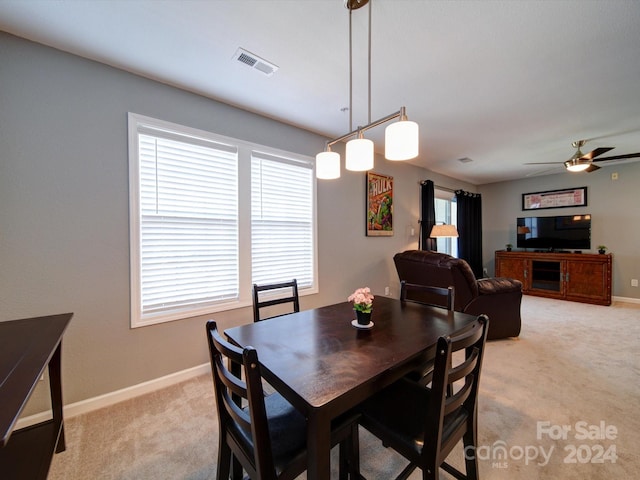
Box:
[206,320,275,479]
[400,280,455,311]
[393,250,478,310]
[424,314,489,465]
[252,279,300,322]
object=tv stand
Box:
[495,251,611,305]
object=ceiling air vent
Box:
[458,157,473,164]
[233,48,278,77]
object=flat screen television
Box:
[517,214,591,251]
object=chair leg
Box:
[217,441,231,480]
[349,424,361,479]
[462,429,479,480]
[338,423,361,480]
[339,440,348,480]
[231,453,243,480]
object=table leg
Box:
[48,340,65,453]
[307,411,331,480]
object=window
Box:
[129,113,317,327]
[434,190,458,257]
[251,152,315,288]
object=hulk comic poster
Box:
[366,172,393,236]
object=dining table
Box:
[224,295,479,480]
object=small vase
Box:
[355,310,372,326]
[598,249,606,254]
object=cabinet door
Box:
[496,256,529,290]
[529,259,565,298]
[565,259,610,304]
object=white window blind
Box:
[129,113,317,327]
[130,114,238,326]
[251,152,315,288]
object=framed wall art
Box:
[522,186,587,210]
[366,172,393,236]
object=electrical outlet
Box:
[632,279,638,287]
[384,286,390,296]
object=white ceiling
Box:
[1,0,640,185]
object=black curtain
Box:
[455,190,483,277]
[419,180,437,251]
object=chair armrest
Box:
[477,277,522,296]
[465,279,522,340]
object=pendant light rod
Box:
[324,107,408,149]
[349,5,353,132]
[367,0,372,124]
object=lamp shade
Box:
[429,224,459,238]
[385,120,419,160]
[346,137,374,171]
[316,150,341,179]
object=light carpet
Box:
[48,296,640,479]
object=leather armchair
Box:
[393,250,522,340]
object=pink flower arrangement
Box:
[348,287,374,313]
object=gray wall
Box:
[0,33,474,410]
[479,163,640,298]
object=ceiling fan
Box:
[525,140,640,173]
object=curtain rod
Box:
[420,180,456,193]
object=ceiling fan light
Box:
[564,159,590,172]
[346,137,374,171]
[385,119,419,160]
[315,150,341,179]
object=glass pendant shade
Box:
[385,120,419,160]
[345,137,374,171]
[315,150,341,179]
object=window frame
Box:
[128,113,318,328]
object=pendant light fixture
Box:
[315,0,419,179]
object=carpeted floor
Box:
[48,296,640,479]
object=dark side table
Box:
[0,313,73,479]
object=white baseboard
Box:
[16,363,210,429]
[612,295,640,304]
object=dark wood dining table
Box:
[224,296,478,480]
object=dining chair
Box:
[206,320,360,480]
[356,314,489,480]
[400,280,455,311]
[252,279,300,322]
[400,281,455,385]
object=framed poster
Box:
[366,172,393,236]
[522,186,587,210]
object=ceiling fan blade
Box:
[580,147,614,160]
[592,152,640,162]
[524,162,563,165]
[525,166,562,177]
[585,164,600,173]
